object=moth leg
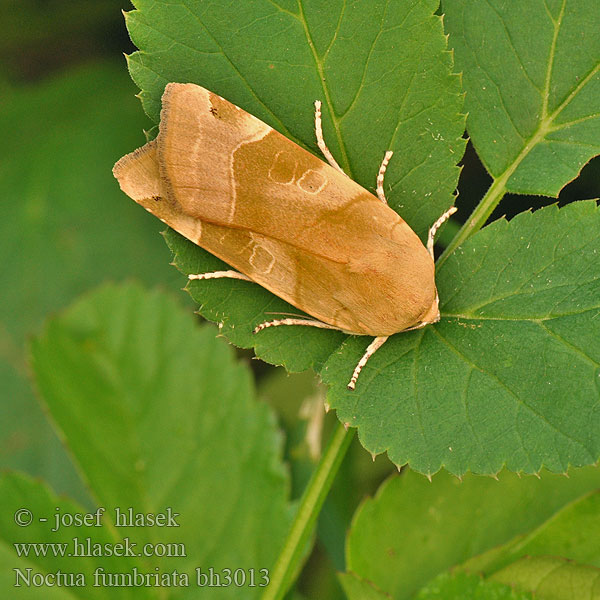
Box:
[188,270,252,282]
[376,150,394,204]
[348,336,388,391]
[314,100,344,174]
[254,317,386,391]
[254,318,341,333]
[426,206,458,259]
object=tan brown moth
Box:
[113,83,455,389]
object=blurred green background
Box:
[1,1,599,597]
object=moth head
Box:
[415,291,440,329]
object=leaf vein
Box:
[323,0,346,61]
[297,0,351,174]
[537,321,600,368]
[179,0,296,140]
[550,112,600,132]
[337,0,390,121]
[541,0,566,119]
[433,327,595,457]
[483,0,543,94]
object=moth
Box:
[113,83,455,389]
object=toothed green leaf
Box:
[324,201,600,475]
[464,490,600,575]
[121,1,599,478]
[343,466,600,600]
[30,283,291,598]
[125,0,466,454]
[443,0,600,196]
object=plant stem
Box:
[262,422,354,600]
[438,111,556,268]
[437,173,507,268]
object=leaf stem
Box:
[437,171,507,268]
[262,422,354,600]
[438,91,559,267]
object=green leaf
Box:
[324,201,600,475]
[0,62,179,504]
[416,571,532,600]
[464,491,600,575]
[124,0,464,309]
[30,283,291,598]
[338,572,391,600]
[417,561,600,600]
[126,0,464,239]
[344,466,600,600]
[443,0,600,197]
[492,556,600,600]
[124,0,469,456]
[122,3,600,476]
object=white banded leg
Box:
[253,317,386,390]
[348,336,388,391]
[314,100,344,174]
[188,270,252,282]
[376,151,394,204]
[427,206,457,259]
[189,274,344,348]
[254,318,340,333]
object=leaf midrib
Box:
[432,325,598,461]
[491,0,598,176]
[441,309,600,323]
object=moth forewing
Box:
[113,141,160,202]
[114,82,443,388]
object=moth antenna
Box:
[427,206,458,259]
[254,318,341,334]
[376,150,394,204]
[314,100,344,174]
[348,336,388,390]
[263,311,315,319]
[188,270,252,282]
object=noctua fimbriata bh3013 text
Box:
[113,83,455,389]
